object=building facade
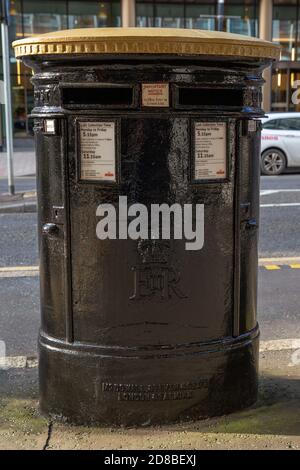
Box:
[0,0,295,138]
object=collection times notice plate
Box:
[79,121,116,182]
[194,122,227,181]
[142,83,169,107]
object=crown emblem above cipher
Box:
[137,239,170,264]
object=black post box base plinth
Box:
[39,327,259,426]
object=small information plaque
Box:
[142,83,169,107]
[194,122,227,181]
[79,121,116,182]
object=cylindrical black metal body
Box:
[15,29,278,425]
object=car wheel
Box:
[261,148,287,176]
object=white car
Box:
[261,112,300,175]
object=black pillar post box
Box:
[13,28,279,425]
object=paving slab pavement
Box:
[0,350,299,450]
[0,151,35,178]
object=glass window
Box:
[277,117,300,130]
[262,119,280,129]
[271,68,300,113]
[224,1,258,37]
[273,1,297,60]
[68,1,121,28]
[8,0,23,43]
[136,0,154,27]
[6,1,122,138]
[289,70,300,111]
[0,2,34,137]
[185,0,216,30]
[154,2,185,28]
[22,0,68,35]
[10,61,34,137]
[2,0,23,57]
[271,70,288,111]
[136,0,258,33]
[262,118,300,130]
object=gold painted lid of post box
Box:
[13,27,280,60]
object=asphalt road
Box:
[0,175,300,355]
[260,175,300,256]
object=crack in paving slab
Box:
[43,421,53,451]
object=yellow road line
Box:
[1,258,300,277]
[264,265,280,270]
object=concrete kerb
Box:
[0,199,37,213]
[0,191,37,213]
